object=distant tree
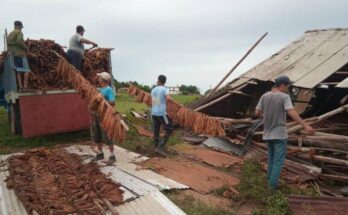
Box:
[179,85,200,95]
[204,89,212,95]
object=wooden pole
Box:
[288,104,348,134]
[206,32,268,97]
[194,83,247,111]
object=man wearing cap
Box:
[255,75,315,189]
[67,25,98,71]
[7,21,31,90]
[91,72,116,164]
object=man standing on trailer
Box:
[67,25,98,71]
[7,21,31,91]
[151,75,174,156]
[255,75,315,189]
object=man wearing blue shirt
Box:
[91,72,116,164]
[151,75,174,156]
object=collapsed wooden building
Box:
[189,28,348,118]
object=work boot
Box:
[154,138,160,149]
[92,152,104,161]
[155,141,167,156]
[107,155,116,165]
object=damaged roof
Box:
[241,28,348,89]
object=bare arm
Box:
[80,38,98,47]
[255,108,262,118]
[287,109,315,133]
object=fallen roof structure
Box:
[189,28,348,118]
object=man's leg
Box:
[100,127,116,164]
[23,72,29,89]
[267,140,275,182]
[16,73,23,89]
[161,115,174,146]
[269,139,287,188]
[91,115,104,161]
[152,116,161,148]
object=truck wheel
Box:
[9,103,22,135]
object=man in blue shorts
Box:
[7,21,31,90]
[91,72,116,164]
[151,75,174,156]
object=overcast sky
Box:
[1,0,348,92]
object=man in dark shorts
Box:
[67,25,98,71]
[91,72,116,164]
[255,75,315,189]
[7,21,31,90]
[151,75,174,156]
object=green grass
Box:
[171,94,200,105]
[116,93,148,114]
[167,193,233,215]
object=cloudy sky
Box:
[1,0,348,92]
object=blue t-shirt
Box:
[99,86,115,102]
[151,86,169,116]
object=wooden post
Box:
[206,32,268,97]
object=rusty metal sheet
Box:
[288,195,348,215]
[140,157,240,194]
[176,144,242,168]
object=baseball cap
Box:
[76,25,85,33]
[275,75,293,86]
[14,21,23,27]
[97,72,111,81]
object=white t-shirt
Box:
[69,33,85,55]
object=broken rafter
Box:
[206,32,268,97]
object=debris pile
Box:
[82,48,113,86]
[128,85,226,136]
[9,39,112,90]
[6,148,124,215]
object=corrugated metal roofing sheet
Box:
[288,195,348,215]
[66,145,188,190]
[115,191,186,215]
[0,148,187,215]
[241,28,348,88]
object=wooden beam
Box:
[194,92,232,111]
[288,104,348,134]
[335,71,348,75]
[207,32,268,97]
[319,82,340,85]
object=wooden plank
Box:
[284,31,348,84]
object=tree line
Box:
[113,79,200,95]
